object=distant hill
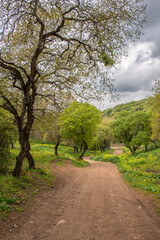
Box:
[102,98,153,118]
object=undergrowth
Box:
[72,159,89,167]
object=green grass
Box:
[91,154,119,164]
[72,159,90,167]
[117,149,160,197]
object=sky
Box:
[100,0,160,110]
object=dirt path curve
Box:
[111,146,123,156]
[1,159,160,240]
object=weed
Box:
[15,206,23,213]
[72,159,89,167]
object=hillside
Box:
[102,97,153,118]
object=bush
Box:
[90,155,104,161]
[0,109,15,174]
[91,154,120,164]
[103,155,120,164]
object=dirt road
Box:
[1,159,160,240]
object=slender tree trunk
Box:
[129,147,134,154]
[55,140,60,156]
[133,146,137,153]
[100,147,103,153]
[74,145,79,153]
[11,141,14,149]
[145,145,148,152]
[79,142,88,159]
[151,139,158,148]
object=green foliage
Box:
[91,154,104,161]
[116,149,160,198]
[0,109,17,174]
[100,53,115,66]
[59,101,102,148]
[72,159,89,168]
[111,111,152,153]
[91,154,120,164]
[102,98,152,118]
[91,118,113,152]
[150,80,160,141]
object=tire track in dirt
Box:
[1,160,160,240]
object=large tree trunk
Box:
[79,142,88,159]
[12,149,26,177]
[12,137,35,176]
[13,101,35,176]
[26,151,35,169]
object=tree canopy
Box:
[58,101,102,159]
[92,118,113,153]
[150,80,160,143]
[0,0,146,175]
[111,111,152,153]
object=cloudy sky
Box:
[100,0,160,110]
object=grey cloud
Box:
[150,31,160,58]
[114,63,159,94]
[140,0,160,60]
[135,50,151,64]
[144,0,160,28]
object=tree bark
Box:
[100,147,103,153]
[151,139,158,148]
[129,147,134,154]
[26,151,35,169]
[12,149,26,176]
[145,145,148,152]
[55,140,60,156]
[11,141,14,149]
[12,100,35,176]
[74,145,79,153]
[79,142,88,159]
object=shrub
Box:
[0,109,16,174]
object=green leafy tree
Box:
[0,0,146,175]
[150,80,160,147]
[59,101,102,159]
[92,118,113,154]
[112,111,151,153]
